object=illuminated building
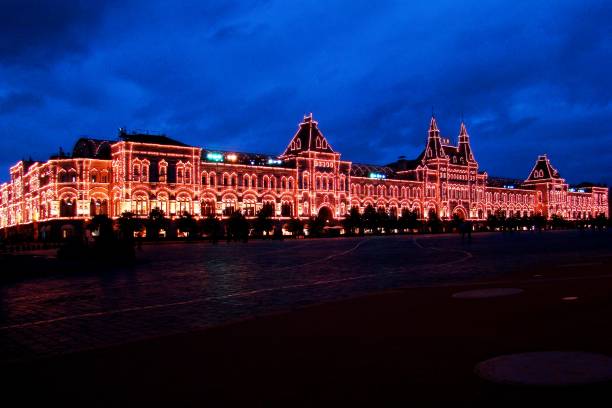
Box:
[0,114,608,233]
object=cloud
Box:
[0,0,611,185]
[0,0,113,67]
[0,91,44,115]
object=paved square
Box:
[1,230,611,362]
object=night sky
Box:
[1,0,611,185]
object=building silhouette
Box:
[0,114,608,233]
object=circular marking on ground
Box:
[562,296,579,301]
[451,288,524,299]
[475,352,612,386]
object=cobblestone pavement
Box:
[1,230,610,362]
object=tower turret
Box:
[422,116,446,162]
[458,121,475,162]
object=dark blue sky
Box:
[1,0,611,185]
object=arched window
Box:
[184,164,192,184]
[222,196,237,216]
[177,195,191,215]
[281,201,292,217]
[60,198,77,217]
[158,160,168,182]
[157,194,169,214]
[243,197,256,216]
[201,199,215,216]
[132,194,148,216]
[302,173,310,189]
[141,161,149,182]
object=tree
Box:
[451,213,463,232]
[550,214,565,230]
[398,209,419,233]
[307,216,325,237]
[361,205,378,234]
[531,213,546,231]
[520,214,530,231]
[117,211,142,240]
[426,209,442,233]
[252,204,274,237]
[227,211,250,242]
[146,207,167,240]
[199,215,223,243]
[594,213,607,231]
[376,207,390,234]
[286,217,305,237]
[176,211,197,238]
[342,207,362,235]
[87,214,114,241]
[486,213,498,231]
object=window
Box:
[222,197,237,216]
[141,162,149,182]
[158,161,168,182]
[133,164,141,181]
[201,199,215,216]
[157,194,169,214]
[60,198,77,217]
[243,198,256,216]
[132,194,148,216]
[177,195,191,215]
[281,202,292,217]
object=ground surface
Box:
[2,230,612,405]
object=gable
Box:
[527,155,562,181]
[281,114,335,157]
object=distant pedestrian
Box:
[460,221,472,242]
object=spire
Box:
[429,115,439,134]
[423,115,445,161]
[459,121,470,144]
[459,121,468,138]
[458,121,474,162]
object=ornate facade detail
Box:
[0,115,608,230]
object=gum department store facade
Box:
[0,114,608,234]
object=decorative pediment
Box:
[281,114,335,157]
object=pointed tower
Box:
[458,121,475,162]
[422,116,446,162]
